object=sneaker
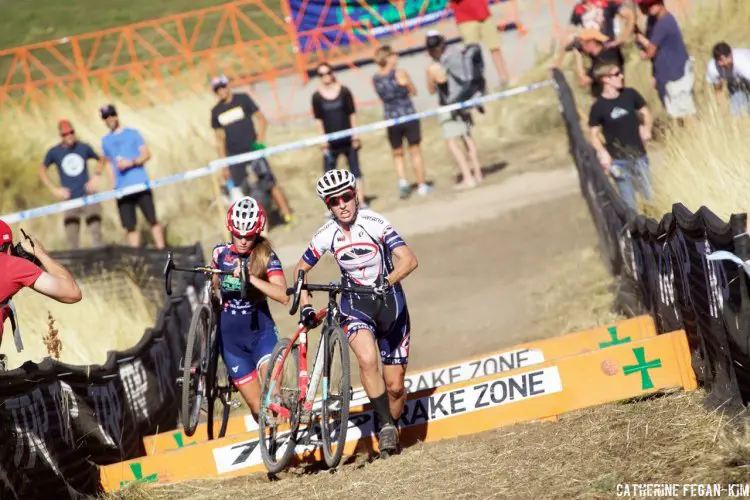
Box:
[417,183,433,196]
[378,423,399,458]
[0,354,6,372]
[283,213,296,225]
[398,185,411,199]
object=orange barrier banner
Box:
[102,328,696,492]
[141,315,657,455]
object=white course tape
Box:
[0,80,553,225]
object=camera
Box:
[564,37,583,53]
[10,229,42,267]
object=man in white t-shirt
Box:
[706,42,750,116]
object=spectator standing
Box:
[588,63,654,211]
[311,62,368,207]
[573,29,625,98]
[706,42,750,117]
[448,0,510,88]
[39,119,105,250]
[425,32,483,189]
[0,220,82,370]
[210,76,295,226]
[372,46,431,199]
[99,104,166,249]
[634,0,696,122]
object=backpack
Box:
[438,44,487,119]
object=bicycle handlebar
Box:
[163,251,247,299]
[286,269,385,316]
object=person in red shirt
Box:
[449,0,510,87]
[0,220,83,369]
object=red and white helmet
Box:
[226,196,266,237]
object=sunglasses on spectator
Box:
[60,130,75,137]
[608,70,623,78]
[326,191,355,207]
[101,111,117,119]
[318,69,331,77]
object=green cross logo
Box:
[119,463,158,487]
[598,326,632,348]
[623,347,662,390]
[173,432,197,449]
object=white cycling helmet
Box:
[226,196,266,237]
[316,169,357,201]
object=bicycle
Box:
[163,251,248,440]
[258,270,385,474]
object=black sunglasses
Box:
[101,112,116,119]
[318,70,332,77]
[326,191,355,207]
[60,131,75,137]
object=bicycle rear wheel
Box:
[181,304,211,437]
[321,325,351,469]
[259,338,300,474]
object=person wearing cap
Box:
[100,104,166,249]
[551,0,633,69]
[634,0,696,122]
[0,220,82,369]
[39,119,105,250]
[575,28,626,98]
[209,75,295,226]
[448,0,510,88]
[425,31,484,190]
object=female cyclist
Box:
[211,196,289,422]
[292,169,419,457]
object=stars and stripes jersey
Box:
[302,209,407,289]
[210,242,284,311]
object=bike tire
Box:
[206,323,222,440]
[321,325,351,469]
[181,304,211,437]
[259,338,300,475]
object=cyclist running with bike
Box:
[292,169,419,457]
[211,196,289,422]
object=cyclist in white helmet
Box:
[211,196,289,422]
[292,169,419,457]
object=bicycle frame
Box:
[267,291,342,422]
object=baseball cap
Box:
[99,104,117,119]
[0,219,12,245]
[425,30,445,49]
[211,75,230,91]
[578,28,609,43]
[58,119,74,135]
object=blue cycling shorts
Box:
[340,290,410,366]
[218,308,279,386]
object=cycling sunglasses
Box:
[325,190,355,208]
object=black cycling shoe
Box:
[0,354,7,372]
[378,423,400,458]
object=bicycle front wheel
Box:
[321,325,351,469]
[206,325,231,440]
[181,304,211,437]
[259,338,301,475]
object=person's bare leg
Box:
[446,138,475,188]
[407,144,426,186]
[150,223,166,249]
[348,330,386,397]
[237,363,268,423]
[392,147,406,181]
[355,178,367,205]
[491,48,510,86]
[464,136,484,183]
[127,230,140,248]
[383,364,407,422]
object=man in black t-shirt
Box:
[588,62,654,211]
[210,75,294,226]
[38,119,105,249]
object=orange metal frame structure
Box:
[0,0,694,121]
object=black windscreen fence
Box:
[551,68,750,411]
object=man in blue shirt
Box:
[100,104,165,249]
[39,119,104,249]
[635,0,696,122]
